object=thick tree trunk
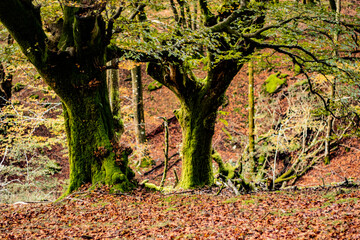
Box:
[176,99,219,188]
[62,72,134,195]
[147,59,243,189]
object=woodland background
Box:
[1,0,360,238]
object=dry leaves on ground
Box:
[1,186,359,239]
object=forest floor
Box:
[1,185,360,239]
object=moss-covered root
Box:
[212,150,254,193]
[140,180,172,192]
[212,150,237,179]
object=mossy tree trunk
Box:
[244,60,256,182]
[175,99,218,188]
[148,58,244,188]
[62,79,134,194]
[0,0,135,195]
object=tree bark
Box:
[175,100,218,188]
[132,65,146,144]
[107,60,124,137]
[0,63,12,106]
[325,0,340,164]
[62,79,134,194]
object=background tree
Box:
[107,59,124,138]
[244,60,255,182]
[324,0,341,164]
[130,3,147,152]
[0,33,14,107]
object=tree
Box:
[0,0,143,195]
[143,0,360,189]
[0,33,14,107]
[324,0,341,164]
[244,60,255,182]
[146,0,261,188]
[0,63,12,107]
[107,59,124,139]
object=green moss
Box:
[263,72,287,94]
[258,155,265,165]
[294,64,301,74]
[147,80,163,91]
[164,207,177,212]
[223,197,238,204]
[213,151,236,179]
[144,182,162,191]
[13,83,25,92]
[138,156,155,168]
[112,173,125,183]
[59,89,135,199]
[178,103,216,189]
[29,94,39,99]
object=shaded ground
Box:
[1,186,359,239]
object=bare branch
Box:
[106,6,124,44]
[209,10,242,33]
[128,4,146,21]
[198,0,216,26]
[170,0,179,23]
[242,16,300,38]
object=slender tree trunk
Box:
[107,59,124,137]
[160,117,169,188]
[244,60,256,181]
[325,0,340,164]
[0,63,12,106]
[131,65,146,145]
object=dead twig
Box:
[144,153,179,176]
[339,144,360,152]
[153,158,181,179]
[227,179,240,196]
